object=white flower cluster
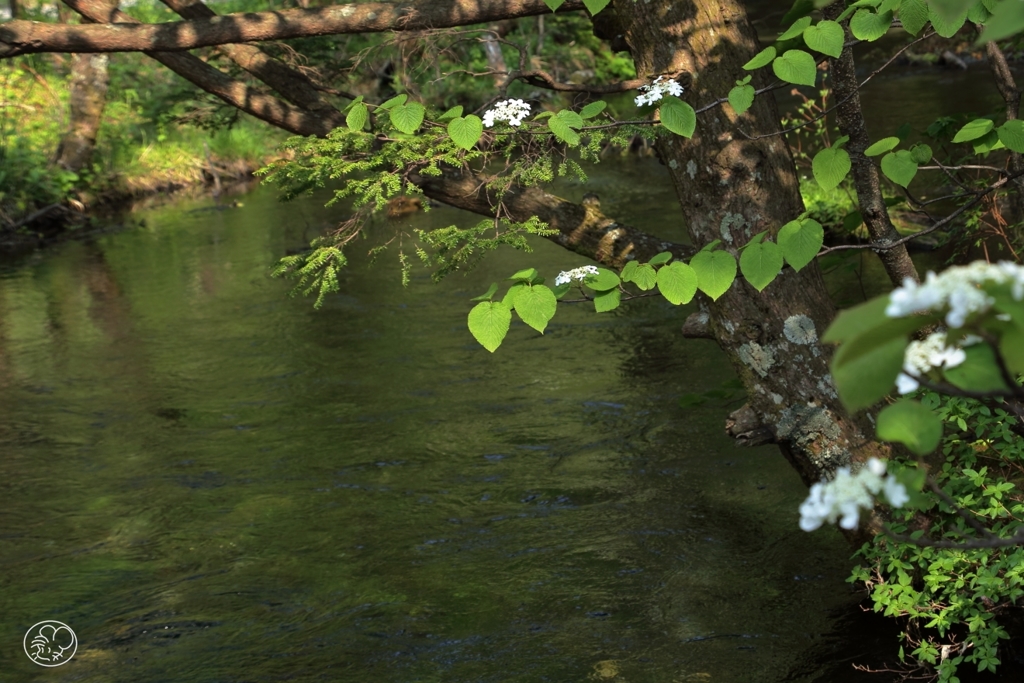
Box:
[896,332,969,394]
[554,265,599,287]
[886,261,1024,329]
[799,458,910,532]
[482,99,531,128]
[634,76,684,106]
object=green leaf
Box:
[468,301,511,352]
[594,287,621,312]
[548,116,581,146]
[586,268,621,291]
[843,210,864,232]
[728,84,755,115]
[1000,324,1024,374]
[998,120,1024,153]
[968,0,991,23]
[833,315,927,369]
[878,0,901,13]
[880,150,919,187]
[509,268,538,282]
[823,296,889,345]
[629,263,658,290]
[690,250,737,301]
[865,136,900,156]
[649,251,673,265]
[659,97,697,137]
[620,260,639,282]
[502,282,527,307]
[832,335,907,411]
[552,282,571,300]
[346,102,368,131]
[583,0,611,14]
[952,118,995,143]
[944,344,1013,392]
[777,218,824,271]
[812,146,852,191]
[779,16,813,41]
[978,0,1024,42]
[555,109,585,129]
[850,9,893,41]
[929,0,971,37]
[390,102,425,134]
[471,282,499,301]
[437,105,463,122]
[973,129,1004,154]
[772,49,818,87]
[803,20,845,58]
[513,285,558,333]
[877,400,944,455]
[656,262,698,305]
[580,100,607,119]
[899,0,929,34]
[447,115,483,151]
[378,94,407,110]
[740,241,784,292]
[543,0,565,9]
[909,143,933,164]
[743,46,777,70]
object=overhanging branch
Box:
[0,0,585,57]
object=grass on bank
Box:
[0,63,285,228]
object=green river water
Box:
[0,59,1019,683]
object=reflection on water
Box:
[0,180,885,682]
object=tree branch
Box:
[1,0,584,56]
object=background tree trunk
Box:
[614,0,890,486]
[55,52,109,173]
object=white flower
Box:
[482,99,532,128]
[555,265,599,287]
[798,458,907,532]
[885,261,1024,328]
[896,331,969,394]
[634,75,685,107]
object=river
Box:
[0,58,1019,683]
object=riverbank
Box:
[0,62,287,251]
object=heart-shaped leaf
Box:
[585,268,620,291]
[812,146,852,191]
[448,115,483,151]
[880,150,918,187]
[928,1,969,37]
[909,143,933,164]
[772,49,817,86]
[740,241,784,292]
[803,19,845,57]
[728,84,755,115]
[998,120,1024,153]
[468,301,511,352]
[898,0,929,35]
[513,285,558,333]
[850,9,893,41]
[390,102,425,134]
[659,96,696,138]
[594,287,621,312]
[583,0,611,15]
[777,218,824,271]
[656,262,698,305]
[689,250,737,301]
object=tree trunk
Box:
[613,0,890,486]
[823,1,919,288]
[55,52,109,173]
